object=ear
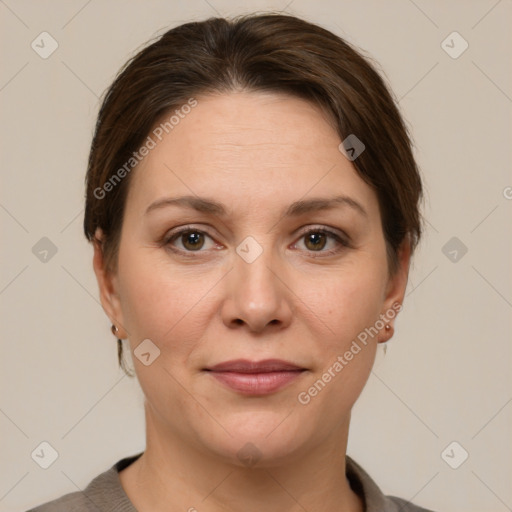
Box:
[378,237,412,343]
[92,228,128,339]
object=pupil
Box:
[307,233,325,251]
[184,232,203,250]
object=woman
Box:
[29,12,433,512]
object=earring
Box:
[382,325,391,355]
[381,324,393,353]
[112,324,124,365]
[110,324,134,377]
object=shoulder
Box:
[346,456,436,512]
[26,453,142,512]
[26,489,100,512]
[384,495,436,512]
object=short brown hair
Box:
[83,13,423,370]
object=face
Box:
[94,91,409,466]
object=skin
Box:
[93,91,411,512]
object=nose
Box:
[221,242,293,334]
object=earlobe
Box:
[92,229,127,339]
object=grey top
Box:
[27,452,434,511]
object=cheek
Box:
[294,272,383,417]
[296,262,386,347]
[117,249,219,356]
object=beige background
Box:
[1,1,511,511]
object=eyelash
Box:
[162,225,351,258]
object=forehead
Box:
[126,91,379,220]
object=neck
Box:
[119,404,364,512]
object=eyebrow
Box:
[145,194,368,218]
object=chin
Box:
[195,409,315,468]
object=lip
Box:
[207,359,305,373]
[204,359,307,395]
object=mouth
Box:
[203,359,307,395]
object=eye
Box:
[164,228,218,252]
[293,228,349,256]
[163,225,350,257]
